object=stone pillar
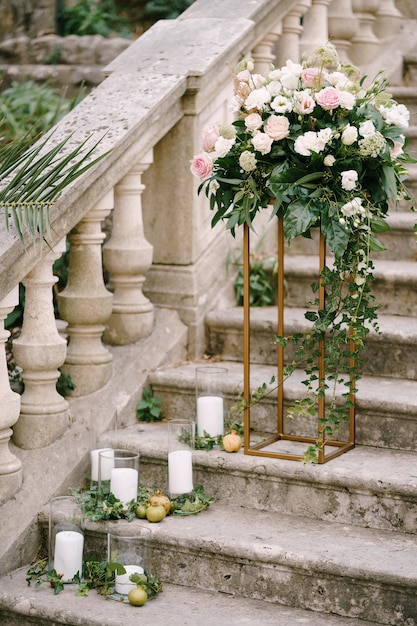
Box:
[374,0,403,40]
[57,192,114,396]
[103,152,154,345]
[328,0,358,63]
[12,239,69,450]
[300,0,332,59]
[275,1,311,67]
[0,286,22,501]
[350,0,380,66]
[252,25,282,75]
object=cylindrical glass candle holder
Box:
[168,418,194,499]
[107,525,151,597]
[90,447,113,488]
[195,366,227,438]
[98,449,139,506]
[48,496,84,583]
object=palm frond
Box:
[0,131,108,242]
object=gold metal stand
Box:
[243,220,355,463]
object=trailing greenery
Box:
[26,558,163,599]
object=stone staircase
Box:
[1,53,417,626]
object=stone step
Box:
[206,306,417,381]
[145,360,417,452]
[390,85,417,115]
[100,421,417,535]
[280,256,417,317]
[34,484,417,625]
[0,566,384,626]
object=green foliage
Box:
[26,560,65,595]
[57,0,133,37]
[233,256,278,306]
[70,483,214,520]
[170,485,214,515]
[141,0,194,20]
[26,558,163,600]
[136,388,163,422]
[56,372,76,397]
[0,80,76,147]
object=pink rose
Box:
[190,152,213,179]
[202,124,220,152]
[301,67,325,89]
[264,115,290,140]
[315,86,341,111]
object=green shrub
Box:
[57,0,132,37]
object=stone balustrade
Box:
[0,0,411,502]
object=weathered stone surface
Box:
[0,568,381,626]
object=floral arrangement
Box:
[191,45,415,461]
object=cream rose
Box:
[244,113,263,131]
[264,115,290,140]
[251,132,273,155]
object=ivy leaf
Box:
[371,216,391,233]
[321,214,350,258]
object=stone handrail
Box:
[0,0,412,501]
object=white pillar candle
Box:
[110,467,138,506]
[196,395,224,437]
[115,564,144,595]
[54,530,84,582]
[168,450,193,495]
[90,448,113,482]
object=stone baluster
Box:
[252,25,282,75]
[328,0,358,63]
[275,1,311,67]
[374,0,403,40]
[103,153,154,346]
[57,191,114,396]
[12,240,69,449]
[350,0,380,66]
[0,286,22,500]
[300,0,331,59]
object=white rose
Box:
[341,170,358,191]
[245,86,272,111]
[251,132,274,155]
[318,128,333,145]
[379,103,410,129]
[214,136,235,158]
[339,90,356,110]
[341,124,358,146]
[359,120,376,138]
[294,131,323,156]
